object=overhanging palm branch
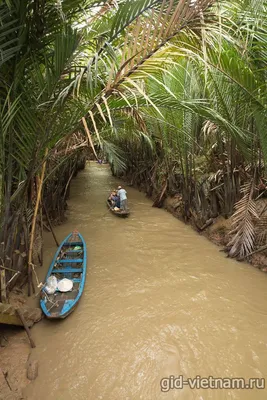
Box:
[102,138,126,173]
[78,0,217,124]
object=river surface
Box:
[25,162,267,400]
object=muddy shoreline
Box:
[0,326,38,400]
[0,327,31,400]
[0,290,41,399]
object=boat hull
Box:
[40,232,87,319]
[106,199,130,218]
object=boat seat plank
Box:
[57,259,83,263]
[65,250,84,254]
[64,242,83,246]
[52,268,83,273]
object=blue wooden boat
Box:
[40,231,87,319]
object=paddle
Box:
[102,209,111,218]
[102,197,113,218]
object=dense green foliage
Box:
[0,0,266,284]
[103,0,267,258]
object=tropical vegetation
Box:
[0,0,267,298]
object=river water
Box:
[25,163,267,400]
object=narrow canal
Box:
[25,162,267,400]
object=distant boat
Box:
[106,198,130,218]
[40,231,87,319]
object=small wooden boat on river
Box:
[106,199,130,218]
[40,231,87,319]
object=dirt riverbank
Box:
[0,327,30,400]
[0,291,40,399]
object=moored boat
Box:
[40,231,87,319]
[106,199,130,218]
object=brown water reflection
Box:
[25,163,267,400]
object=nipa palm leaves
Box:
[227,180,259,259]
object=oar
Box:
[102,209,111,218]
[102,197,112,218]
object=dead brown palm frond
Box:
[87,0,118,25]
[257,228,267,246]
[82,117,99,159]
[227,179,259,259]
[123,108,147,132]
[202,120,218,141]
[52,141,88,157]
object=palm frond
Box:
[227,180,259,258]
[102,139,126,173]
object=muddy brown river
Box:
[25,163,267,400]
